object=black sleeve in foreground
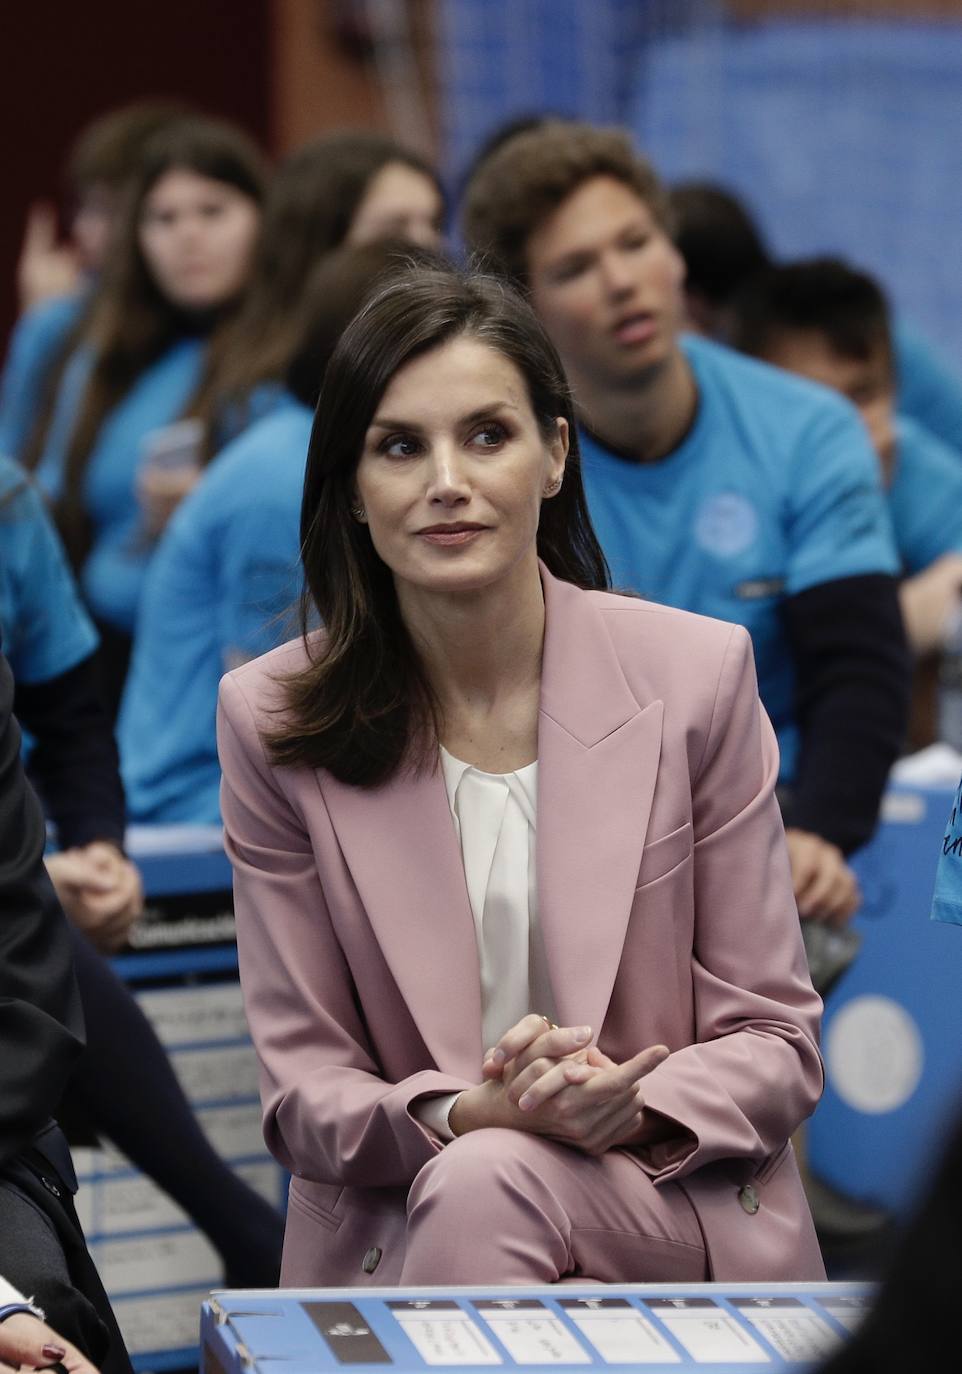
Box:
[0,650,85,1168]
[14,653,126,851]
[781,573,911,854]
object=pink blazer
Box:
[217,568,825,1286]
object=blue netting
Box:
[438,2,962,362]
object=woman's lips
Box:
[417,527,486,546]
[613,314,656,346]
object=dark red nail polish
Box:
[42,1343,67,1360]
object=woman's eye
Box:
[470,423,507,449]
[200,202,226,219]
[552,258,589,283]
[382,435,421,459]
[623,234,650,252]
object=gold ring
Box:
[539,1014,559,1031]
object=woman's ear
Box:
[542,419,568,499]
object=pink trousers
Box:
[399,1128,708,1285]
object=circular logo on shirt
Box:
[693,493,759,558]
[826,995,923,1114]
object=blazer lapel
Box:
[318,765,484,1080]
[537,571,663,1038]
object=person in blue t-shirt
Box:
[1,103,194,465]
[120,240,437,824]
[24,116,266,714]
[731,257,962,748]
[668,179,962,458]
[0,455,142,941]
[462,120,909,932]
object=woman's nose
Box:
[426,446,471,502]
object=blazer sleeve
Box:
[217,671,475,1189]
[634,624,824,1180]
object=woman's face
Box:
[138,168,260,311]
[354,335,567,604]
[347,161,444,249]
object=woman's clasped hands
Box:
[448,1013,669,1156]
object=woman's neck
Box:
[398,554,546,768]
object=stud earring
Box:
[543,476,563,497]
[350,504,366,521]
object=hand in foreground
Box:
[784,828,860,925]
[0,1311,99,1374]
[451,1014,669,1156]
[45,842,144,951]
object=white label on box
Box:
[646,1299,769,1363]
[91,1228,221,1296]
[730,1299,842,1362]
[475,1301,591,1364]
[560,1301,680,1364]
[390,1303,501,1365]
[171,1042,260,1104]
[136,983,249,1048]
[112,1286,210,1356]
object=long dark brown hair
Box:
[266,264,610,787]
[28,116,267,566]
[189,129,446,459]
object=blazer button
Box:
[362,1247,382,1274]
[738,1184,760,1215]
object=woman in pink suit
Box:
[217,264,825,1287]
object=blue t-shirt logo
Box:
[694,492,759,558]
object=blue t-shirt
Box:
[894,319,962,460]
[580,335,899,783]
[0,292,87,460]
[932,775,962,927]
[887,416,962,574]
[0,455,97,684]
[119,398,313,824]
[34,337,206,634]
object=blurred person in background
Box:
[120,240,446,826]
[0,457,286,1290]
[22,115,267,714]
[670,179,962,460]
[0,102,194,463]
[732,257,962,668]
[185,127,446,463]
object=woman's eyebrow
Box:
[368,401,521,433]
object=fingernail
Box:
[574,1026,591,1043]
[43,1345,67,1360]
[492,1048,505,1065]
[518,1092,533,1111]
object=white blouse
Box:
[414,747,556,1141]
